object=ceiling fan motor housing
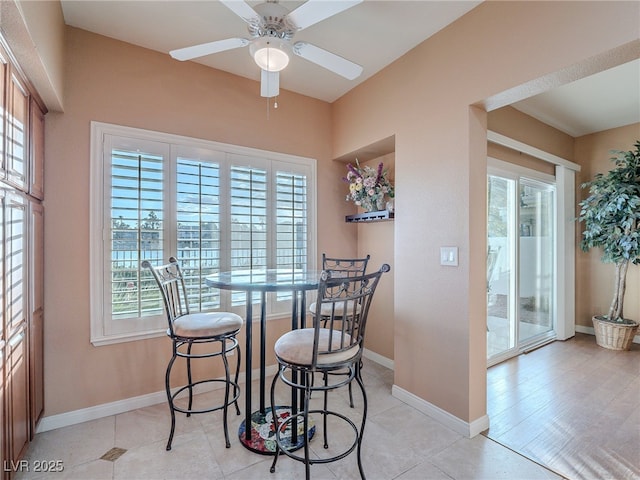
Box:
[249,1,296,40]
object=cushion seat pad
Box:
[274,328,359,367]
[172,312,243,338]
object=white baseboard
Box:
[37,352,394,435]
[575,325,640,344]
[37,389,168,433]
[391,384,489,438]
[39,352,493,439]
[575,324,593,336]
[363,348,394,370]
[37,364,279,434]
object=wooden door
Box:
[6,328,29,467]
[0,44,7,184]
[0,189,5,478]
[4,191,29,467]
[5,68,29,192]
[28,101,44,200]
[29,201,44,433]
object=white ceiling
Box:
[60,0,639,137]
[511,59,640,137]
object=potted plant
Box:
[577,140,640,350]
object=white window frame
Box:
[90,121,317,346]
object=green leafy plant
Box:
[578,141,640,322]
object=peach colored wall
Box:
[332,1,639,424]
[358,219,395,361]
[574,124,640,329]
[488,106,574,175]
[354,154,395,361]
[41,27,349,416]
[487,142,556,176]
[489,106,575,161]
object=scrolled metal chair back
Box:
[312,263,390,367]
[141,256,189,336]
[322,253,370,278]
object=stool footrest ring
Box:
[274,409,359,465]
[170,378,240,415]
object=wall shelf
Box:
[345,210,394,223]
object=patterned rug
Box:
[238,405,315,455]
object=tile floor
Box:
[16,360,561,480]
[486,333,640,480]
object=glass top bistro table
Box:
[205,268,321,455]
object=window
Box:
[90,122,316,345]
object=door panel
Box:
[6,69,29,191]
[487,175,516,356]
[5,192,26,339]
[7,328,29,463]
[487,172,556,364]
[29,201,44,431]
[518,180,555,343]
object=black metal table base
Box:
[205,270,321,455]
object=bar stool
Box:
[308,254,370,407]
[141,257,243,450]
[269,264,390,479]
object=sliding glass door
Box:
[487,164,556,364]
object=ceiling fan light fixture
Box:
[250,38,290,72]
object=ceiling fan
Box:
[170,0,364,98]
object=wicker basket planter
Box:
[592,316,639,351]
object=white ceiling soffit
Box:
[512,59,640,137]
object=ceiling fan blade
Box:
[287,0,362,31]
[170,38,249,61]
[293,42,363,80]
[261,69,279,98]
[220,0,261,24]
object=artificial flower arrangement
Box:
[344,159,394,212]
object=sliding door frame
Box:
[487,131,580,365]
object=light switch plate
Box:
[440,246,458,266]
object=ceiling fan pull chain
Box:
[266,65,271,120]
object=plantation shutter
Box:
[275,169,308,301]
[229,163,267,306]
[176,155,222,310]
[106,136,166,323]
[275,170,308,270]
[229,165,268,269]
[92,123,316,344]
